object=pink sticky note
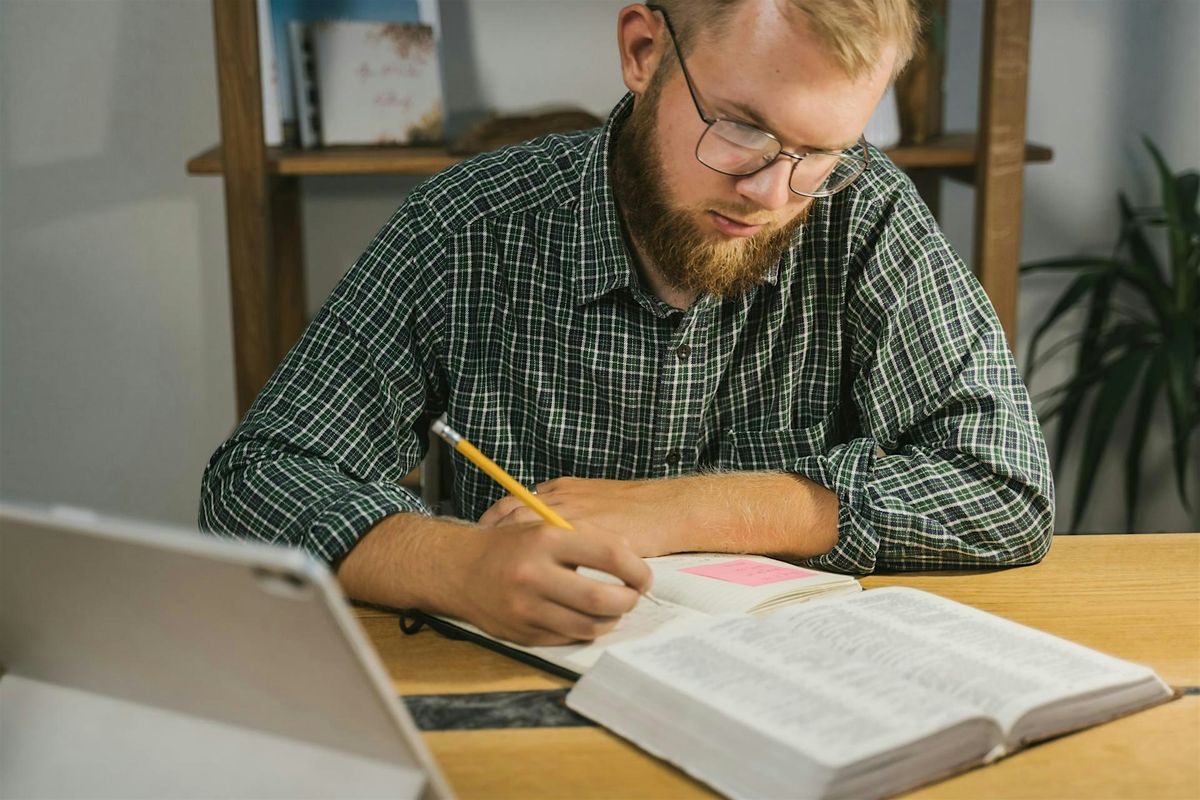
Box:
[678,559,818,587]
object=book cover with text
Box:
[312,20,444,146]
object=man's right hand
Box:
[448,520,651,645]
[335,514,652,646]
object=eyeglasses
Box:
[645,4,869,198]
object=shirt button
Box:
[665,449,682,466]
[676,344,692,362]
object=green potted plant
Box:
[1021,138,1198,532]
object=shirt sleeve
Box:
[791,188,1055,574]
[198,196,448,564]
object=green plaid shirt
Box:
[199,93,1054,574]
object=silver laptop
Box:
[0,503,453,799]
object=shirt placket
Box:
[650,299,713,475]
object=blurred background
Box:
[2,0,1197,534]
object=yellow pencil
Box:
[430,416,573,530]
[430,415,661,606]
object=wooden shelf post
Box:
[896,0,948,220]
[974,0,1033,350]
[212,0,307,417]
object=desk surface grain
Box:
[359,533,1200,799]
[862,533,1200,687]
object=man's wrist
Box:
[335,512,475,615]
[630,477,706,553]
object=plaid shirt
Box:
[199,93,1054,574]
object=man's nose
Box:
[733,158,794,212]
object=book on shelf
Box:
[287,21,320,148]
[565,586,1175,800]
[408,553,861,678]
[256,0,284,146]
[310,19,444,146]
[262,0,441,146]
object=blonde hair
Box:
[655,0,923,81]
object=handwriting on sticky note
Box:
[678,559,818,587]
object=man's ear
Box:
[616,4,665,96]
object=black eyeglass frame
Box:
[644,3,870,199]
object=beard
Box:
[611,79,810,300]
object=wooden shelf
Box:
[187,144,460,176]
[186,132,1052,177]
[892,133,1051,168]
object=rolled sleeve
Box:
[788,440,880,573]
[199,199,447,564]
[791,191,1054,573]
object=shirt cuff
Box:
[306,481,432,565]
[788,437,881,574]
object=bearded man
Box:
[200,0,1054,645]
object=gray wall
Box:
[2,0,1197,533]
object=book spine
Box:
[256,0,283,146]
[288,21,321,149]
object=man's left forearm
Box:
[478,471,839,561]
[657,471,839,560]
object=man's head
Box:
[612,0,920,300]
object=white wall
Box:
[2,0,1197,533]
[1,0,233,523]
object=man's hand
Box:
[447,520,651,646]
[335,512,653,647]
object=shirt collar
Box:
[574,93,639,306]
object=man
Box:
[200,0,1054,646]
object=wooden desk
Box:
[360,534,1200,799]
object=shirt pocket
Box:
[719,410,840,471]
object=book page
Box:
[524,596,713,672]
[645,553,859,615]
[767,587,1158,732]
[438,595,712,674]
[596,613,991,768]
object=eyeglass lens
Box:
[699,120,865,197]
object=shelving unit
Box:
[190,0,1051,418]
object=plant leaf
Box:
[1162,315,1197,510]
[1177,170,1200,241]
[1047,319,1149,488]
[1071,348,1147,530]
[1031,331,1086,375]
[1117,191,1164,276]
[1113,261,1172,322]
[1116,193,1173,319]
[1053,272,1117,470]
[1124,352,1166,531]
[1142,138,1182,258]
[1025,271,1106,382]
[1036,372,1102,421]
[1142,138,1195,309]
[1020,256,1115,276]
[1173,171,1199,318]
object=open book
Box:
[417,553,860,676]
[566,587,1174,800]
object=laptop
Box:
[0,502,453,799]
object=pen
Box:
[430,415,662,606]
